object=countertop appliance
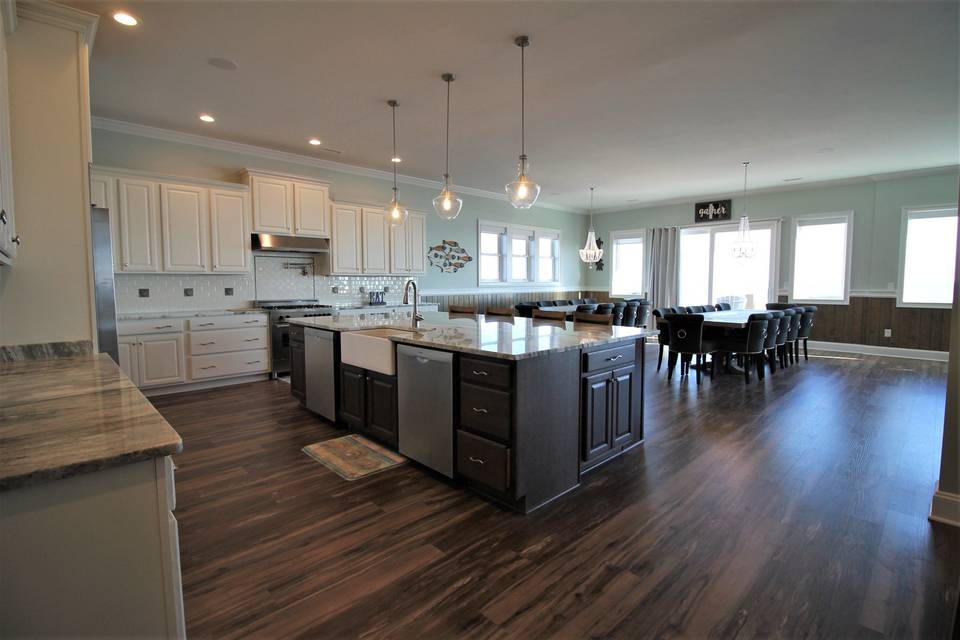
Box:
[90,206,119,363]
[255,300,334,377]
[397,344,454,477]
[305,328,336,422]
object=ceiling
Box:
[74,1,959,212]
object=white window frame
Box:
[897,204,958,309]
[477,220,561,286]
[678,218,781,308]
[609,228,646,297]
[788,211,854,305]
[534,230,560,284]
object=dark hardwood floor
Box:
[152,347,959,639]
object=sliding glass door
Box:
[679,220,779,308]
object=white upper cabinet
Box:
[118,178,161,272]
[209,189,249,273]
[361,207,390,274]
[250,174,293,234]
[331,203,362,274]
[294,182,330,237]
[389,212,426,274]
[90,173,121,268]
[160,184,208,272]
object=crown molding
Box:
[91,117,584,214]
[16,0,98,46]
[593,165,960,215]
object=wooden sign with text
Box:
[695,199,732,223]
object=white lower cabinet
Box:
[120,334,185,388]
[188,349,270,379]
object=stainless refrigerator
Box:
[90,206,119,363]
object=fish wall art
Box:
[427,240,473,274]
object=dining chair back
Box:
[663,314,719,384]
[448,304,476,314]
[611,301,627,326]
[533,309,567,320]
[582,297,597,304]
[576,303,598,312]
[538,300,557,307]
[622,301,640,327]
[775,308,795,368]
[715,303,732,311]
[595,303,615,315]
[685,306,704,313]
[652,308,670,372]
[574,312,614,325]
[764,310,784,374]
[716,312,772,383]
[670,306,687,314]
[485,306,515,317]
[797,305,817,360]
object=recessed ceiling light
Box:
[198,113,215,123]
[391,156,402,163]
[112,11,138,26]
[783,177,803,182]
[308,138,322,146]
[207,57,238,71]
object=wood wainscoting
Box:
[780,295,951,351]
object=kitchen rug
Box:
[302,434,406,481]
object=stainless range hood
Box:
[252,233,330,253]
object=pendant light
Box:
[433,73,463,220]
[579,187,603,264]
[732,161,757,259]
[505,35,541,209]
[385,100,408,227]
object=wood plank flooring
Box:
[152,347,959,639]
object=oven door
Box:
[271,321,291,375]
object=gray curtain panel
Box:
[643,227,679,328]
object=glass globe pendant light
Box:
[385,99,408,227]
[732,161,757,260]
[433,73,463,220]
[505,35,541,209]
[579,187,603,264]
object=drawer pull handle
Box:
[245,360,261,365]
[471,370,488,376]
[468,456,486,465]
[154,325,173,329]
[244,338,260,342]
[199,341,216,346]
[200,365,217,370]
[606,354,624,361]
[416,356,430,364]
[198,322,215,327]
[472,407,488,414]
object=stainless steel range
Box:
[256,300,334,377]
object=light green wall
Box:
[91,129,589,291]
[586,171,960,294]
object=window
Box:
[477,221,561,286]
[790,212,852,303]
[678,220,780,308]
[610,231,645,296]
[899,206,958,307]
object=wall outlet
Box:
[224,287,234,296]
[883,328,892,338]
[138,288,150,298]
[183,288,194,297]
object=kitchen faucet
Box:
[402,279,422,328]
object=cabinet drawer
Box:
[186,327,268,355]
[460,356,511,389]
[186,314,267,331]
[188,349,269,379]
[583,342,636,373]
[457,430,510,493]
[118,318,184,336]
[459,383,512,441]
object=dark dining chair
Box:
[533,309,567,321]
[775,308,796,368]
[574,312,614,325]
[576,303,598,312]
[582,297,598,304]
[652,308,671,372]
[485,306,515,317]
[715,303,732,311]
[552,299,571,307]
[716,312,772,383]
[797,306,817,360]
[672,306,688,314]
[785,308,801,365]
[515,302,538,318]
[622,301,640,328]
[595,303,615,315]
[763,310,784,374]
[663,314,720,385]
[611,301,627,326]
[539,300,557,307]
[448,304,476,314]
[685,305,704,313]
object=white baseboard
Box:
[930,486,960,527]
[808,340,948,362]
[142,373,271,397]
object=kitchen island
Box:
[290,312,655,513]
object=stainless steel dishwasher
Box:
[397,344,454,477]
[305,328,336,422]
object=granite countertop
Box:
[0,354,183,491]
[291,311,656,360]
[117,308,265,321]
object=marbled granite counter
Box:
[291,312,655,360]
[0,354,183,491]
[117,308,264,320]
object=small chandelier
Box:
[505,35,541,209]
[579,187,603,264]
[732,161,756,259]
[433,73,463,220]
[385,100,408,227]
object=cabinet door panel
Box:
[294,182,329,237]
[0,34,14,262]
[251,176,292,234]
[365,373,398,447]
[117,338,138,386]
[138,334,185,387]
[90,174,121,269]
[160,184,208,272]
[361,208,389,274]
[331,205,362,274]
[390,218,408,273]
[582,371,613,462]
[118,178,159,272]
[611,365,635,446]
[209,190,249,272]
[406,213,426,274]
[340,365,366,429]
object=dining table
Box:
[657,309,770,328]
